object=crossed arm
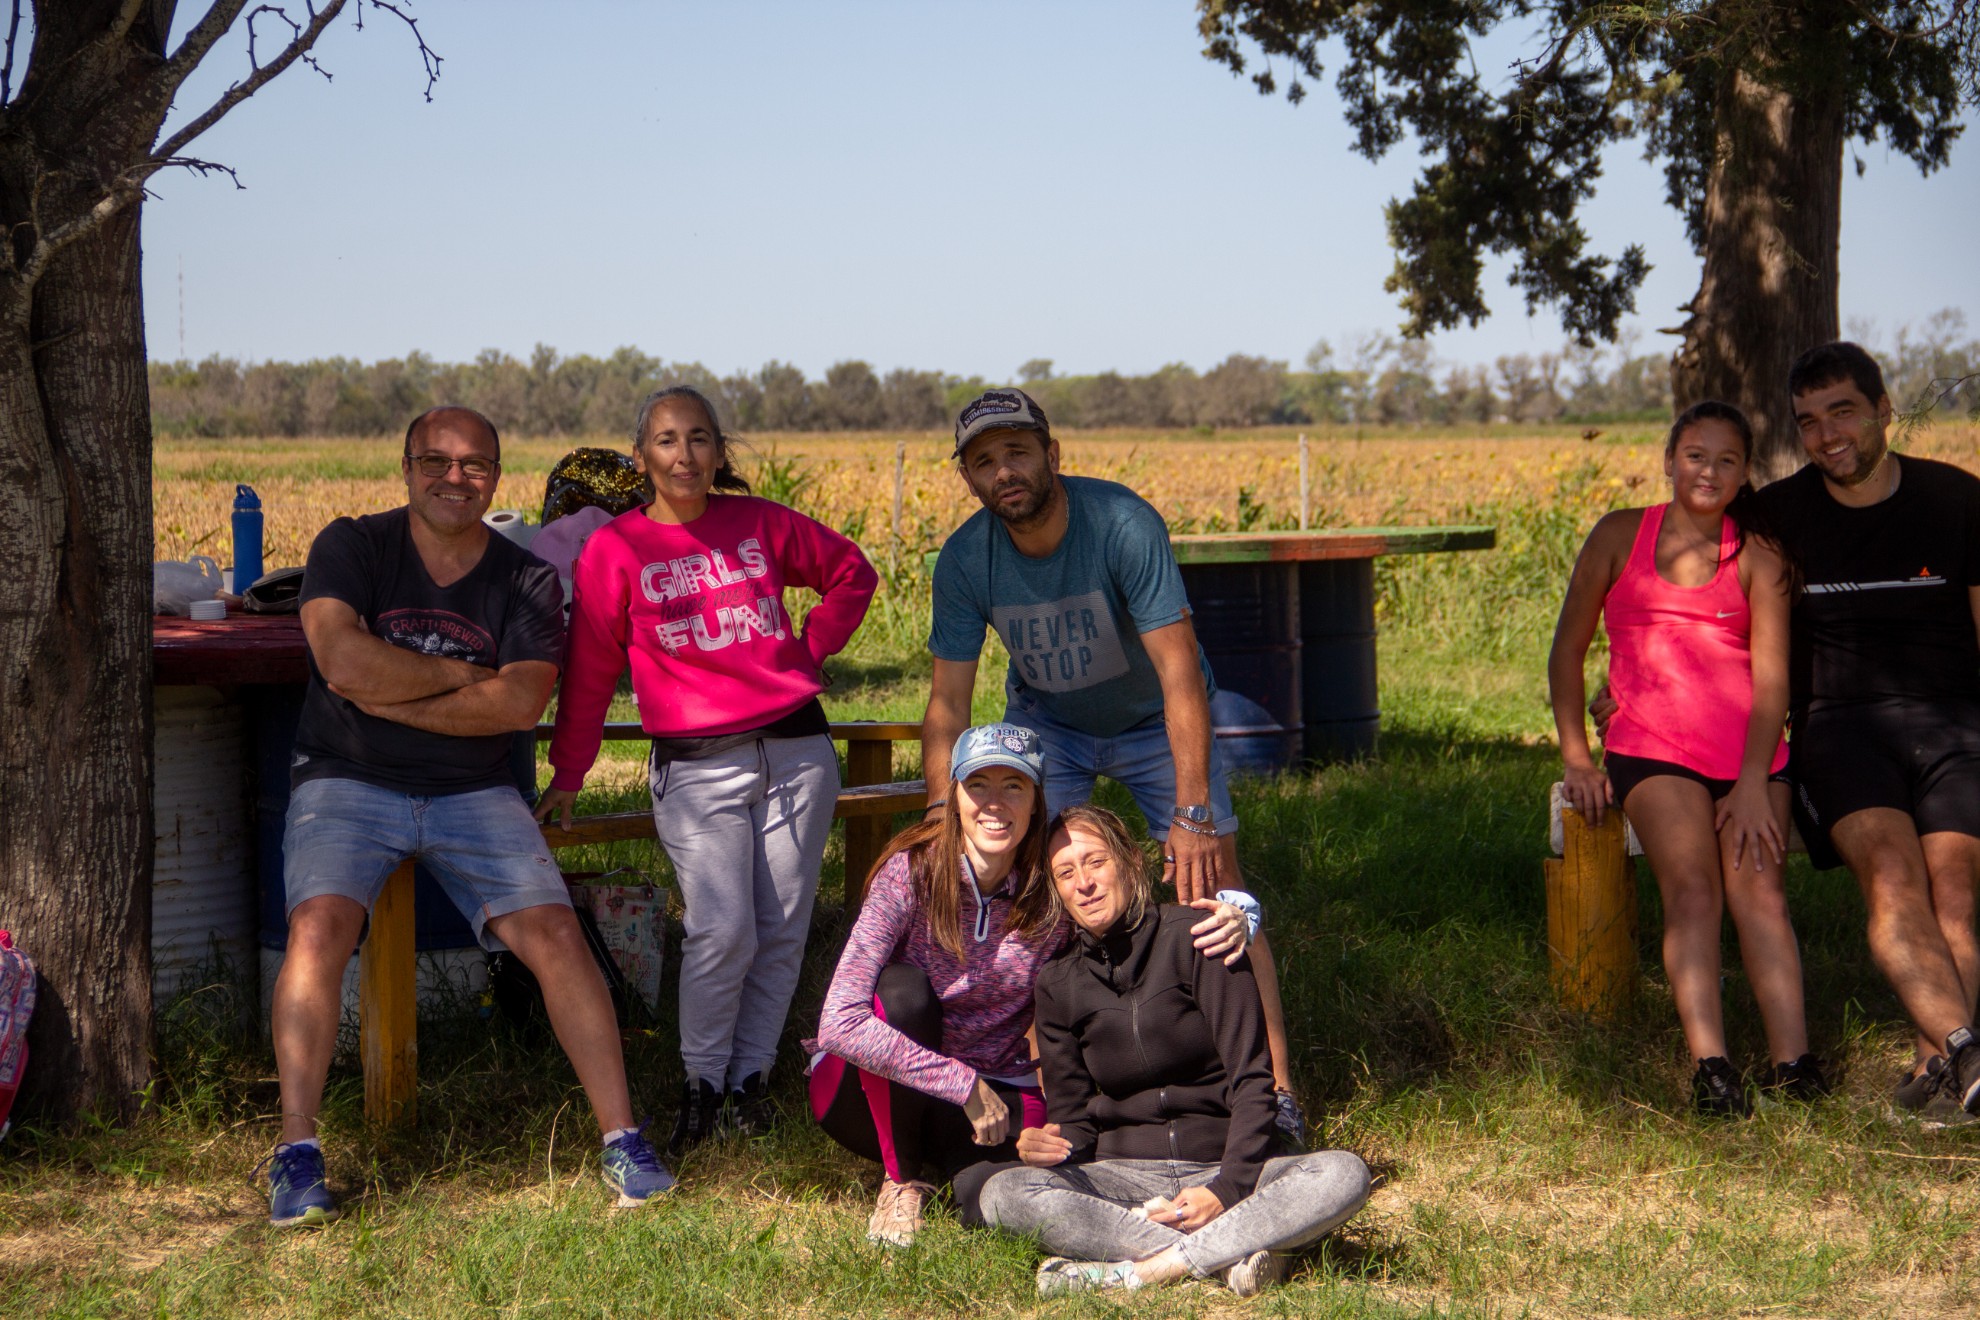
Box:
[301,597,557,737]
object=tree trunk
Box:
[0,210,158,1124]
[0,9,172,1124]
[1671,57,1845,483]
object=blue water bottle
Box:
[231,484,263,593]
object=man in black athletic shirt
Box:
[1762,343,1980,1120]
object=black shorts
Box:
[1604,751,1788,812]
[1790,698,1980,850]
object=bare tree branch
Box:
[357,0,441,101]
[161,2,256,92]
[2,0,23,104]
[155,0,349,161]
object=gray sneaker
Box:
[1223,1249,1288,1296]
[1036,1257,1144,1297]
[1894,1057,1944,1113]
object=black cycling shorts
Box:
[1789,698,1980,856]
[1604,750,1788,812]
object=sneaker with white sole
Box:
[260,1142,339,1228]
[1222,1248,1288,1297]
[1948,1029,1980,1115]
[601,1125,678,1206]
[1036,1257,1144,1297]
[866,1177,935,1247]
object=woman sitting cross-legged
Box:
[807,725,1253,1248]
[970,805,1370,1298]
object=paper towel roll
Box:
[483,509,538,550]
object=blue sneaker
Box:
[262,1142,339,1227]
[602,1125,677,1207]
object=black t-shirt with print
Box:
[293,508,566,794]
[1755,456,1980,712]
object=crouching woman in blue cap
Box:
[971,805,1370,1298]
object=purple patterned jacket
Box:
[809,850,1070,1107]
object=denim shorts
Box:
[1004,688,1238,839]
[282,777,570,952]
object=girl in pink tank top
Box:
[1549,401,1822,1114]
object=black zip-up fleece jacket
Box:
[1032,904,1279,1208]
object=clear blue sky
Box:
[141,0,1978,379]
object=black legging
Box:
[813,963,1030,1187]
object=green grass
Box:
[6,501,1979,1317]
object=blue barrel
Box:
[249,687,534,953]
[1209,690,1294,778]
[1298,559,1378,761]
[1178,561,1302,771]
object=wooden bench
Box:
[358,720,926,1124]
[1544,783,1807,1021]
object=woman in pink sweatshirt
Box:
[539,386,877,1153]
[1549,400,1818,1116]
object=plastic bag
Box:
[153,555,223,616]
[0,930,35,1142]
[569,881,667,1014]
[541,448,646,525]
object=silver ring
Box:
[1163,855,1175,864]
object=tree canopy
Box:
[1196,1,1974,345]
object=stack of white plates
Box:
[188,599,227,621]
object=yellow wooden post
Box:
[841,739,894,915]
[1547,806,1638,1018]
[360,859,418,1126]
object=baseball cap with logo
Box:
[949,722,1045,787]
[952,388,1052,459]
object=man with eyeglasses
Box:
[260,406,674,1226]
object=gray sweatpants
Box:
[978,1150,1371,1277]
[650,734,838,1088]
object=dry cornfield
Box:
[154,423,1980,570]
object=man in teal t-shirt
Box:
[922,388,1299,1128]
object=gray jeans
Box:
[978,1151,1370,1277]
[650,733,838,1087]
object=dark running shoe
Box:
[1763,1054,1831,1102]
[668,1077,724,1155]
[601,1123,677,1206]
[260,1141,339,1228]
[1948,1030,1980,1117]
[727,1071,776,1139]
[1691,1056,1750,1118]
[1893,1057,1944,1114]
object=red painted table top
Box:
[153,613,309,686]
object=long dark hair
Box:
[1666,399,1801,596]
[868,781,1055,960]
[631,385,751,497]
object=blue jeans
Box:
[1004,687,1238,839]
[282,778,570,953]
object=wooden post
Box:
[360,859,418,1126]
[892,439,906,571]
[841,739,894,916]
[1298,433,1310,531]
[1546,807,1638,1018]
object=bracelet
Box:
[925,798,949,811]
[1170,815,1217,837]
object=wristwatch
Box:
[1173,805,1214,826]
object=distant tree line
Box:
[149,312,1980,438]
